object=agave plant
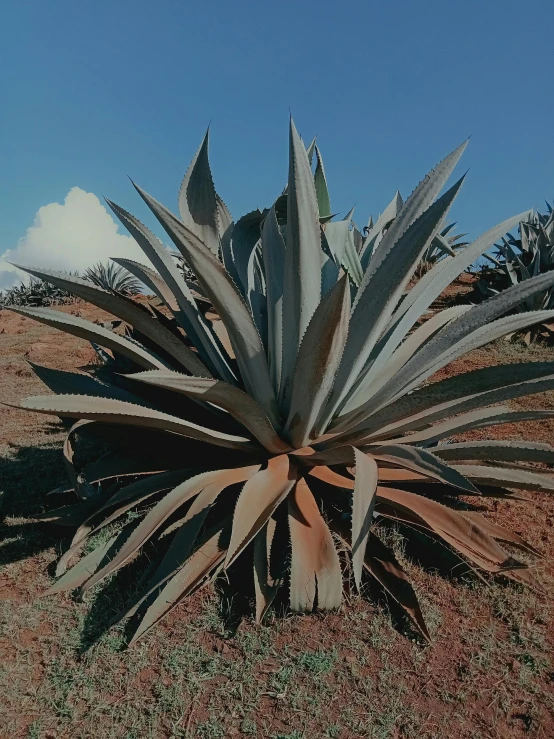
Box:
[474,205,554,342]
[415,223,469,278]
[0,276,78,307]
[7,121,554,645]
[84,261,142,295]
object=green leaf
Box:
[261,206,286,394]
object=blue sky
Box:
[1,0,552,286]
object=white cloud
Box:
[0,187,148,290]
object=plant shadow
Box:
[0,441,74,566]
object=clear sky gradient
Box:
[1,0,552,279]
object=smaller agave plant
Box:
[6,121,554,646]
[415,223,469,278]
[0,276,78,307]
[84,261,142,296]
[475,204,554,342]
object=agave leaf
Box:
[129,520,230,645]
[280,119,322,407]
[364,532,430,640]
[107,200,234,381]
[341,228,364,287]
[254,517,280,622]
[505,567,544,593]
[375,212,532,373]
[230,209,264,297]
[308,465,355,489]
[342,362,554,441]
[369,141,468,266]
[80,469,241,594]
[32,502,97,528]
[246,241,267,347]
[28,363,140,402]
[225,455,297,567]
[433,440,554,464]
[288,478,342,611]
[7,306,168,371]
[331,519,429,640]
[14,266,210,377]
[450,465,554,493]
[126,370,290,454]
[461,512,541,557]
[351,449,378,590]
[177,129,233,256]
[393,271,554,391]
[342,372,554,445]
[261,206,285,393]
[392,406,554,446]
[369,445,479,494]
[111,258,180,312]
[324,221,351,264]
[45,534,120,595]
[370,309,554,420]
[322,177,464,427]
[376,487,523,573]
[132,185,279,426]
[70,470,193,549]
[338,304,471,422]
[128,465,260,622]
[111,466,257,629]
[285,275,351,448]
[19,395,253,449]
[359,191,403,269]
[314,145,331,218]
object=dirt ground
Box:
[1,292,553,739]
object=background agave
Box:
[7,121,554,645]
[415,222,469,278]
[83,261,142,296]
[474,204,554,342]
[0,275,78,307]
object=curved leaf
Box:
[19,395,253,449]
[288,478,342,611]
[280,119,323,407]
[106,199,234,381]
[7,306,167,370]
[129,521,230,645]
[14,265,209,376]
[126,370,290,454]
[351,449,378,590]
[177,129,233,256]
[225,455,297,567]
[132,184,279,425]
[285,275,350,447]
